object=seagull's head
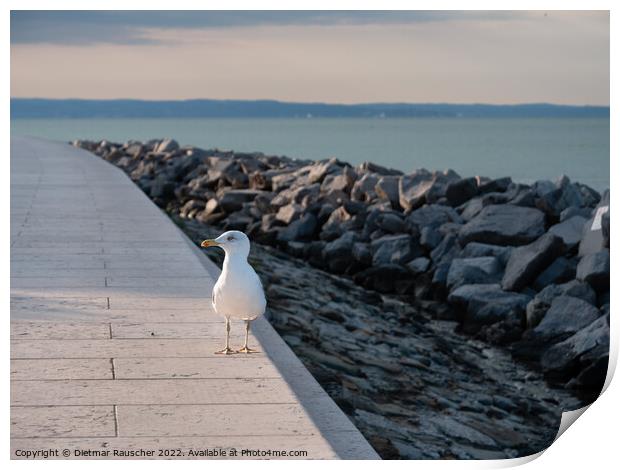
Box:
[201,230,251,258]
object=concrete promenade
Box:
[10,136,378,459]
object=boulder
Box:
[320,206,352,240]
[523,280,597,329]
[560,206,592,222]
[376,213,405,233]
[357,161,402,176]
[420,226,443,250]
[448,283,531,326]
[541,314,609,380]
[352,242,372,266]
[446,177,478,206]
[155,138,179,153]
[501,234,565,291]
[548,216,587,249]
[459,242,513,266]
[447,257,503,291]
[459,197,485,221]
[430,233,461,266]
[370,234,420,266]
[149,175,175,201]
[407,257,430,274]
[353,264,412,294]
[478,177,512,194]
[277,213,318,243]
[576,249,610,292]
[218,189,264,213]
[532,257,576,291]
[321,167,356,194]
[323,231,360,273]
[204,198,220,216]
[531,296,601,342]
[398,170,460,211]
[406,204,463,231]
[535,176,595,218]
[351,173,380,202]
[375,176,400,207]
[275,203,304,225]
[308,158,341,184]
[458,205,545,247]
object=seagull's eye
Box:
[227,236,235,241]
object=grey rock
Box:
[525,280,596,330]
[541,314,609,376]
[576,249,610,292]
[277,213,318,242]
[357,161,403,176]
[321,206,352,240]
[446,177,478,206]
[376,213,405,233]
[352,242,372,266]
[407,256,431,274]
[321,167,356,194]
[430,233,461,265]
[406,204,463,231]
[351,173,380,202]
[447,257,503,291]
[155,138,179,153]
[448,283,531,326]
[218,189,265,213]
[308,158,341,184]
[420,226,443,250]
[459,197,485,221]
[353,263,412,294]
[560,206,592,222]
[460,242,513,266]
[532,296,601,341]
[478,177,512,194]
[459,204,546,246]
[533,257,576,291]
[323,231,360,273]
[275,203,304,225]
[501,234,565,291]
[549,216,587,249]
[398,169,460,211]
[371,234,419,265]
[204,198,220,216]
[374,176,400,207]
[149,175,175,201]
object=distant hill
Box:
[10,98,610,119]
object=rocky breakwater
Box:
[73,138,610,404]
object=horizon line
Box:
[9,97,611,108]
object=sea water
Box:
[11,117,610,191]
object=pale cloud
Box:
[10,11,609,105]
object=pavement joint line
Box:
[113,405,119,437]
[11,402,301,407]
[110,358,116,379]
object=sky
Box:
[10,10,610,105]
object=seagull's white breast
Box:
[212,258,266,320]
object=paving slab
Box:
[10,136,378,460]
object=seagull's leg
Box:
[215,317,235,355]
[237,319,259,353]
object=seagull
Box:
[201,230,266,354]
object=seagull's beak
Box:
[200,239,220,248]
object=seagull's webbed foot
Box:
[214,347,236,355]
[237,346,260,354]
